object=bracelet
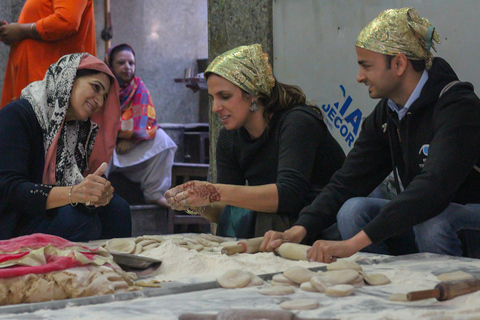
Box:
[69,185,78,207]
[30,23,35,37]
[185,206,206,215]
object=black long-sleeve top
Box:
[0,100,53,239]
[216,105,346,227]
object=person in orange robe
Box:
[0,0,97,108]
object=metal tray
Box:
[110,252,162,270]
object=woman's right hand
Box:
[70,163,113,207]
[259,225,307,252]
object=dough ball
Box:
[283,266,317,284]
[326,259,362,271]
[325,284,355,297]
[258,285,295,296]
[272,274,296,285]
[216,269,251,289]
[310,275,337,292]
[105,238,136,254]
[246,272,264,287]
[325,270,359,284]
[300,281,319,292]
[280,298,319,310]
[359,271,391,286]
[351,274,365,287]
[437,271,474,282]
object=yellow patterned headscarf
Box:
[356,7,440,70]
[205,44,275,97]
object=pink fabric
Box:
[0,234,102,278]
[42,123,63,184]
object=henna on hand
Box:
[181,182,220,203]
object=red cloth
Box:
[0,234,102,278]
[1,0,97,108]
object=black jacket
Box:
[297,57,480,244]
[0,100,51,239]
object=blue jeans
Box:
[19,194,132,242]
[337,197,480,256]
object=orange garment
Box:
[1,0,97,108]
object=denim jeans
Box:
[337,197,480,256]
[20,193,132,242]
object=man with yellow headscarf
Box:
[261,8,480,262]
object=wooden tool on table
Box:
[407,278,480,301]
[221,237,264,255]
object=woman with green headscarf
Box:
[165,44,345,238]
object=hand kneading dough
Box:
[359,271,391,286]
[258,285,295,296]
[277,243,311,261]
[105,238,136,254]
[216,269,251,289]
[283,266,317,284]
[437,271,474,282]
[325,284,355,297]
[280,299,319,310]
[326,259,362,271]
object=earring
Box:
[250,101,259,112]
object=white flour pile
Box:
[139,239,324,283]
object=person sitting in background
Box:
[106,43,177,208]
[260,7,480,262]
[0,53,132,242]
[165,44,346,239]
[0,0,97,107]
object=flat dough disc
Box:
[300,281,319,292]
[437,271,474,282]
[325,284,355,297]
[326,259,362,271]
[216,269,251,289]
[258,285,295,296]
[280,299,319,310]
[283,266,317,284]
[359,271,391,286]
[105,238,136,254]
[325,270,359,284]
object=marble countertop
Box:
[0,252,479,320]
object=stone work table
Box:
[0,250,479,319]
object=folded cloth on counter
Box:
[0,233,113,278]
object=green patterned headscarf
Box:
[205,44,275,97]
[356,7,440,70]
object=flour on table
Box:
[138,237,324,283]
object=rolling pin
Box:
[221,237,264,255]
[407,278,480,301]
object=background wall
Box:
[208,0,273,181]
[0,0,208,124]
[273,0,480,153]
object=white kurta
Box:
[107,128,177,202]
